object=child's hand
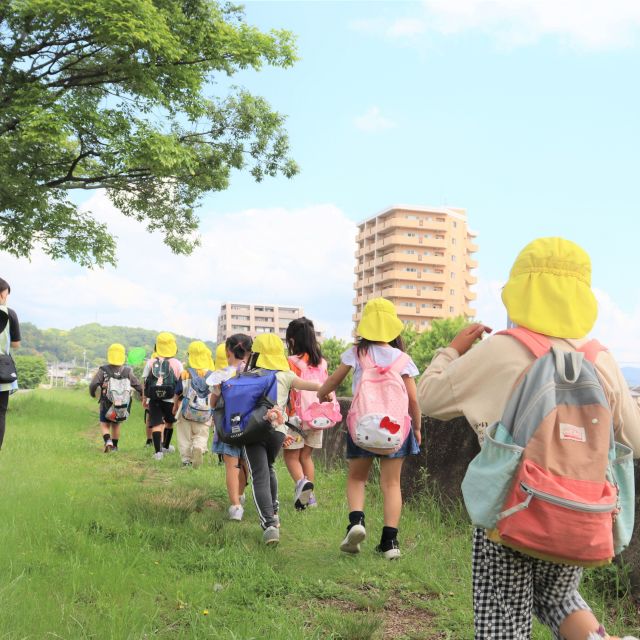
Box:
[413,428,422,447]
[450,323,492,356]
[266,406,285,426]
[282,435,295,448]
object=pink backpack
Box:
[288,356,341,430]
[347,350,412,455]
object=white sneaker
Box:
[192,448,203,469]
[162,445,175,453]
[104,440,114,453]
[153,451,164,460]
[294,477,314,510]
[340,524,366,554]
[263,526,280,546]
[228,505,244,521]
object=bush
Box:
[14,355,47,389]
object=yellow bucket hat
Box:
[356,297,404,343]
[215,343,228,370]
[187,340,210,370]
[252,333,290,371]
[205,347,215,370]
[155,332,177,358]
[501,237,598,339]
[107,343,126,366]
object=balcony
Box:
[377,251,448,267]
[379,214,450,232]
[465,273,478,285]
[378,234,449,250]
[464,290,478,301]
[466,256,479,269]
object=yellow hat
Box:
[205,348,215,371]
[107,343,126,366]
[215,343,228,370]
[155,332,178,358]
[252,333,290,371]
[501,237,598,339]
[187,340,210,370]
[356,297,404,342]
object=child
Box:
[209,334,252,520]
[284,317,329,510]
[141,333,183,460]
[317,297,422,560]
[174,341,214,468]
[418,238,640,640]
[89,343,142,452]
[241,333,321,546]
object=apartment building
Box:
[353,205,478,331]
[217,303,322,344]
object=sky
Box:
[4,0,640,364]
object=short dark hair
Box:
[285,317,322,366]
[225,334,253,360]
[0,278,10,295]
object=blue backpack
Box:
[214,369,278,446]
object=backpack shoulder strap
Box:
[576,339,607,363]
[496,327,552,359]
[389,352,411,374]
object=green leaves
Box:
[0,0,299,266]
[14,355,48,389]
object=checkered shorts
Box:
[472,528,590,639]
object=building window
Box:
[450,289,455,295]
[405,267,417,272]
[231,315,250,321]
[405,249,416,254]
[449,306,455,313]
[231,305,249,310]
[451,255,456,262]
[232,324,250,331]
[452,238,456,245]
[402,284,415,289]
[450,272,455,279]
[406,215,418,220]
[453,221,457,228]
[401,302,414,307]
[423,233,431,239]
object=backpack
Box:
[145,358,177,400]
[461,327,635,567]
[102,366,132,422]
[288,355,341,430]
[0,308,17,386]
[346,350,412,455]
[181,368,213,423]
[214,369,279,446]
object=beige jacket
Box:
[417,334,640,456]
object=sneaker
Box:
[192,448,203,469]
[273,513,280,528]
[104,440,114,453]
[111,446,118,452]
[376,538,401,560]
[308,493,318,508]
[228,505,244,521]
[263,526,280,546]
[294,477,314,511]
[182,460,192,467]
[340,524,366,554]
[162,445,175,454]
[153,451,164,460]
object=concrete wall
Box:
[325,399,640,602]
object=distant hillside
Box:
[19,322,215,366]
[622,367,640,387]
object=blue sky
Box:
[5,0,640,363]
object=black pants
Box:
[0,390,9,450]
[242,430,286,529]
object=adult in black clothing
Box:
[0,277,20,450]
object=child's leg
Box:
[300,445,315,482]
[191,422,208,467]
[283,448,304,482]
[100,422,113,451]
[111,423,121,449]
[346,458,373,512]
[224,454,243,506]
[176,417,191,462]
[265,431,284,515]
[379,457,404,527]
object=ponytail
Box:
[285,317,322,366]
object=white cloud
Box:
[4,193,357,343]
[352,0,640,49]
[354,106,397,133]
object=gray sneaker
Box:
[263,526,280,546]
[153,451,164,460]
[340,524,366,554]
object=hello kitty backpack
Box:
[347,350,412,455]
[288,355,342,430]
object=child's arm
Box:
[209,385,221,408]
[403,375,422,446]
[317,364,351,402]
[291,375,321,393]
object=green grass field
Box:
[0,390,637,639]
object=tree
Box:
[0,1,298,266]
[15,355,48,389]
[321,336,353,398]
[408,316,469,372]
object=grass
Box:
[0,390,637,639]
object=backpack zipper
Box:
[520,482,617,513]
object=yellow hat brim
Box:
[356,313,404,343]
[188,355,210,370]
[255,353,290,372]
[156,344,177,358]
